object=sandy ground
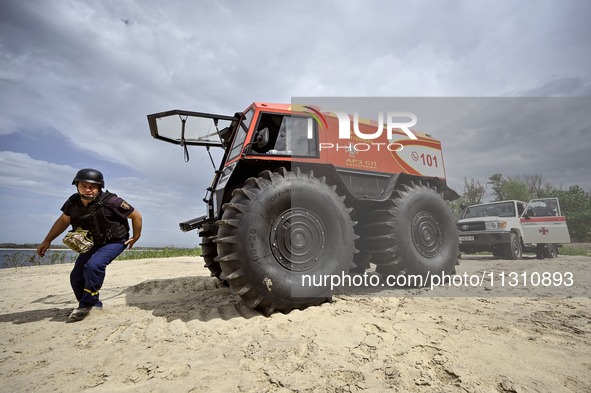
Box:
[1,254,590,393]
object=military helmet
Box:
[72,168,104,188]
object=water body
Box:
[0,249,78,269]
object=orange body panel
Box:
[231,103,447,181]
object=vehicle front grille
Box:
[457,221,485,231]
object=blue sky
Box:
[1,0,590,247]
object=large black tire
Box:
[363,181,458,282]
[503,233,523,260]
[350,208,372,273]
[214,168,356,316]
[199,226,222,279]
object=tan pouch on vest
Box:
[63,227,94,253]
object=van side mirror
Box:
[524,208,535,219]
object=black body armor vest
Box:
[68,191,129,246]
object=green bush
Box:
[547,186,591,242]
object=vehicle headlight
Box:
[485,221,507,230]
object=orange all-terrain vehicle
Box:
[148,103,459,315]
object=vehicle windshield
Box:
[462,202,515,219]
[227,107,256,162]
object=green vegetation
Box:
[116,246,202,260]
[558,246,591,257]
[463,247,590,257]
[547,186,591,243]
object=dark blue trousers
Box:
[70,240,126,307]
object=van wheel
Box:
[214,167,356,316]
[504,233,523,260]
[543,243,558,258]
[363,181,458,283]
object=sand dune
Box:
[1,255,590,392]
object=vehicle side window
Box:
[228,107,256,162]
[523,198,560,217]
[250,113,318,157]
[517,203,525,216]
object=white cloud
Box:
[0,151,74,197]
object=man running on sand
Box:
[37,168,142,321]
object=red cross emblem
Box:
[539,227,549,235]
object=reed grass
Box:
[2,247,202,268]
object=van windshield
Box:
[462,202,515,219]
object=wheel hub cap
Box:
[270,208,326,271]
[411,211,442,258]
